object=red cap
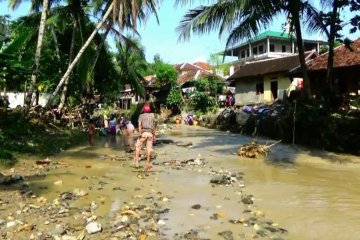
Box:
[143,103,151,113]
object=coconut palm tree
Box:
[45,0,160,107]
[176,0,323,99]
[9,0,51,108]
[57,0,88,110]
[115,37,148,97]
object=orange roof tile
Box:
[193,62,212,71]
[308,38,360,70]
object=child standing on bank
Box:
[88,119,96,146]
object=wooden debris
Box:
[238,140,281,158]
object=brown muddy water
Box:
[30,125,360,240]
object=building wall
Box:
[235,79,264,105]
[237,39,294,61]
[0,92,51,108]
[263,74,291,102]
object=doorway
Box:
[271,81,278,100]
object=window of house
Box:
[246,49,250,57]
[241,50,245,58]
[253,47,258,55]
[270,44,275,52]
[282,45,286,52]
[259,45,264,54]
[256,82,264,95]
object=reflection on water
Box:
[30,126,360,240]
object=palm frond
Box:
[2,28,36,54]
[177,0,280,43]
[8,0,23,10]
[303,1,329,38]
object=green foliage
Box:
[194,75,224,96]
[0,21,34,91]
[320,40,341,53]
[115,37,148,97]
[194,78,209,92]
[208,53,230,76]
[154,61,178,87]
[166,88,183,108]
[208,75,224,95]
[0,8,121,106]
[190,92,217,113]
[0,149,16,167]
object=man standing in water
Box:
[134,103,156,170]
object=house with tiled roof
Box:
[225,30,325,105]
[174,62,213,85]
[228,52,317,105]
[118,75,159,109]
[305,38,360,96]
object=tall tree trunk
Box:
[325,0,339,93]
[50,26,63,76]
[90,25,111,75]
[25,0,49,109]
[46,2,114,108]
[83,25,111,99]
[292,11,312,99]
[58,21,77,110]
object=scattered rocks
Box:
[6,220,22,228]
[218,230,234,240]
[241,195,254,205]
[191,204,201,209]
[0,131,289,240]
[54,180,63,185]
[73,188,88,197]
[0,174,23,185]
[154,139,174,145]
[100,155,126,161]
[86,221,102,234]
[0,219,6,225]
[52,224,66,235]
[209,170,244,186]
[175,142,193,147]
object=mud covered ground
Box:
[0,125,290,240]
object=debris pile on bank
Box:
[238,140,280,158]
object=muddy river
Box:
[29,125,360,240]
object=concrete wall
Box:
[0,92,51,108]
[238,40,294,60]
[234,79,264,106]
[263,74,291,102]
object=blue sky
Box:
[1,1,359,64]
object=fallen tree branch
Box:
[238,140,281,158]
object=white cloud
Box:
[192,56,207,63]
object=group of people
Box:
[88,103,156,171]
[218,92,235,107]
[184,114,203,126]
